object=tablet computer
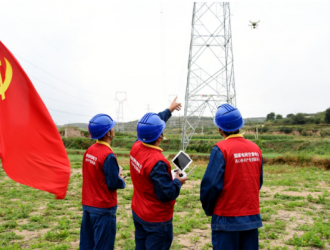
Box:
[172,151,193,172]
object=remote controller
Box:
[171,169,187,179]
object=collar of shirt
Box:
[96,140,112,150]
[225,134,244,140]
[142,142,164,152]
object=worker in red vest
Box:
[200,104,263,250]
[130,98,188,250]
[80,114,126,250]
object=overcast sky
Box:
[1,1,330,125]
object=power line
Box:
[49,108,94,117]
[14,53,109,99]
[42,95,94,108]
[30,75,110,107]
[51,114,69,123]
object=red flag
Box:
[0,41,70,199]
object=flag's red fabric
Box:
[0,41,70,199]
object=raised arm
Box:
[157,97,182,123]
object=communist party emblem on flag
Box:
[0,41,70,199]
[0,57,12,100]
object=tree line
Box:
[266,108,330,125]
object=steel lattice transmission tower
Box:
[181,2,237,151]
[115,92,127,132]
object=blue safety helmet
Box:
[137,113,166,143]
[88,114,116,139]
[214,104,244,132]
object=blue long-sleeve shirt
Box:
[131,108,181,219]
[157,108,172,126]
[150,162,182,202]
[103,154,126,190]
[133,108,182,202]
[200,146,263,231]
[148,108,182,201]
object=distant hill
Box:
[56,116,266,132]
[57,123,89,129]
[244,117,266,122]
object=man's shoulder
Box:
[215,138,261,151]
[84,143,97,155]
[214,140,225,147]
[130,140,141,151]
[244,139,261,150]
[149,151,167,165]
[85,143,113,159]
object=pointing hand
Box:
[169,96,182,113]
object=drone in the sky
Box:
[249,21,260,29]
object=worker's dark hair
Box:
[145,132,163,146]
[145,140,157,146]
[222,129,240,136]
[99,129,112,141]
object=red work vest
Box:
[130,141,175,222]
[82,143,117,208]
[213,136,262,216]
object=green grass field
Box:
[1,153,330,249]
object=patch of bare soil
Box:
[281,190,321,197]
[10,198,20,202]
[261,186,286,198]
[29,205,47,216]
[117,206,132,223]
[276,209,311,241]
[175,227,211,250]
[16,218,29,225]
[0,175,11,183]
[319,181,330,188]
[71,240,80,249]
[13,228,50,244]
[118,159,130,165]
[71,169,82,175]
[174,211,190,218]
[258,185,329,249]
[184,181,200,190]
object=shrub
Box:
[80,130,90,137]
[291,113,306,125]
[62,138,95,150]
[325,108,330,124]
[261,127,269,133]
[320,131,329,138]
[280,127,292,134]
[307,118,315,124]
[266,112,275,121]
[301,130,309,136]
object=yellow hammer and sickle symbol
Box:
[0,58,13,101]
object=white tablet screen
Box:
[173,152,192,170]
